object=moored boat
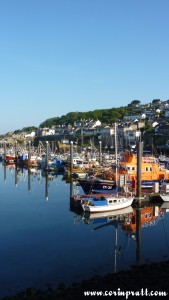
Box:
[5,154,16,163]
[81,194,134,213]
[78,176,116,194]
[103,152,169,189]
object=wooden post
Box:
[28,169,31,191]
[136,137,143,201]
[70,175,73,198]
[81,120,84,152]
[136,206,142,265]
[70,141,73,177]
[45,173,48,201]
[4,164,6,182]
[136,135,143,265]
[52,141,54,153]
[15,166,18,186]
[99,141,102,165]
[46,141,49,170]
[4,140,6,162]
[28,141,31,166]
[15,141,18,164]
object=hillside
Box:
[39,106,127,128]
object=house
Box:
[74,119,101,129]
[154,123,169,135]
[123,114,146,121]
[118,122,142,147]
[99,126,115,148]
[24,131,36,138]
[124,129,138,145]
[37,127,55,137]
[152,121,159,128]
[165,111,169,118]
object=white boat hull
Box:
[84,205,134,220]
[82,197,134,213]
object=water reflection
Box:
[2,163,64,201]
[72,199,166,274]
[82,206,134,273]
[0,163,169,298]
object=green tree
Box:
[130,100,141,107]
[145,122,152,132]
[152,99,161,106]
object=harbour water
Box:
[0,163,169,298]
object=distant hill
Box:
[39,106,127,128]
[4,98,167,135]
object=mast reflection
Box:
[45,172,49,201]
[73,201,165,273]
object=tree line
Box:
[10,98,165,134]
[39,106,127,128]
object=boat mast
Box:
[136,134,143,265]
[136,135,143,201]
[114,123,118,186]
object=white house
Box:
[123,114,146,121]
[24,131,36,138]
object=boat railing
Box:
[142,156,157,163]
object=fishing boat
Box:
[37,155,65,171]
[81,194,134,213]
[103,152,169,189]
[78,176,116,194]
[17,153,40,167]
[5,153,16,163]
[78,123,119,194]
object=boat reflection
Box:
[121,205,164,234]
[72,201,166,273]
[73,201,165,233]
[81,205,134,273]
[82,205,133,225]
[1,163,64,201]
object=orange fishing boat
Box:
[103,152,169,189]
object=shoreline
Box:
[1,260,169,299]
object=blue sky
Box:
[0,0,169,134]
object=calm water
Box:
[0,163,169,297]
